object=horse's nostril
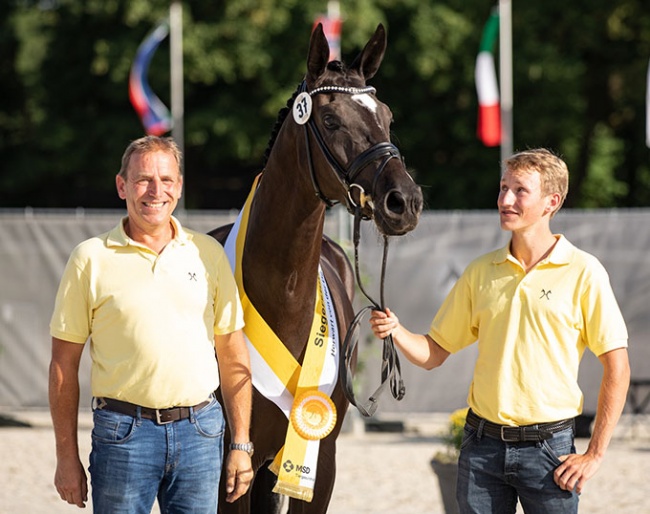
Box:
[384,190,406,215]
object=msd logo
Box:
[282,460,311,475]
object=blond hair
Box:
[504,148,569,216]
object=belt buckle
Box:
[93,397,107,410]
[500,425,520,442]
[155,409,174,425]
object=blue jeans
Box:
[89,396,225,514]
[457,424,579,514]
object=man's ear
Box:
[545,192,561,215]
[116,174,127,200]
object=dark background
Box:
[1,0,649,211]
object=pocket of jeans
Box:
[541,428,575,465]
[193,398,225,438]
[459,425,477,450]
[92,409,137,444]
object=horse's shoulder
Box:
[207,224,234,246]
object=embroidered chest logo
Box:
[539,289,552,300]
[188,272,197,281]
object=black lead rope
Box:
[339,207,406,417]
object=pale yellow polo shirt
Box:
[50,216,244,409]
[429,235,628,426]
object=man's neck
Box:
[510,229,558,273]
[124,218,175,254]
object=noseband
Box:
[295,80,402,217]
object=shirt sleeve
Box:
[580,259,628,356]
[49,250,91,344]
[428,271,478,353]
[213,247,245,335]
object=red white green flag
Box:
[475,9,501,147]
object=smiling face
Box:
[116,149,183,236]
[498,168,560,233]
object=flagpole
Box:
[170,0,185,211]
[499,0,513,168]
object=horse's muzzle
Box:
[374,186,423,236]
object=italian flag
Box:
[475,9,501,147]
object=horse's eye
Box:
[322,114,340,130]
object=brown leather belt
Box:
[94,397,211,425]
[466,409,575,442]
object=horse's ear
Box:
[307,23,330,83]
[349,24,387,81]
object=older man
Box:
[49,135,253,512]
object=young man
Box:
[49,136,253,512]
[370,148,630,513]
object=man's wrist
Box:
[229,441,254,456]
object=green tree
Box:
[1,0,649,210]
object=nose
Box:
[498,189,513,206]
[147,178,162,195]
[375,183,423,236]
[383,188,422,217]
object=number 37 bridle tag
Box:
[293,92,313,125]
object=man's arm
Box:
[48,337,88,508]
[369,308,450,370]
[214,329,253,503]
[554,347,630,493]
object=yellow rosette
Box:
[290,390,337,440]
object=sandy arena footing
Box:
[1,410,648,514]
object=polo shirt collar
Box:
[106,215,191,248]
[545,234,572,265]
[493,234,572,266]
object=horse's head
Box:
[298,23,423,236]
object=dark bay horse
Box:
[210,23,423,514]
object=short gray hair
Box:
[118,136,182,178]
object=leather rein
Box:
[295,80,405,417]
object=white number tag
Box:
[292,92,312,125]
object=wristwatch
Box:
[229,441,254,457]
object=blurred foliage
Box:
[1,0,649,210]
[433,406,468,463]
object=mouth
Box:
[143,201,167,210]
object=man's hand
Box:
[554,452,602,494]
[224,450,254,503]
[369,308,399,340]
[54,454,88,508]
[369,308,449,370]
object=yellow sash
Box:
[224,175,339,502]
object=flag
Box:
[475,9,501,147]
[314,9,342,62]
[129,20,172,136]
[646,57,650,148]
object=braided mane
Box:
[262,83,301,168]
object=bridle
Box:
[294,79,406,417]
[295,80,403,218]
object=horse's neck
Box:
[247,181,324,276]
[242,159,326,356]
